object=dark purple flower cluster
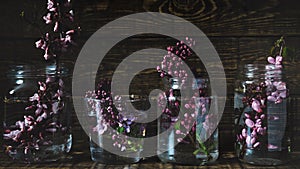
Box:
[3,0,79,158]
[157,38,215,145]
[156,37,195,87]
[35,0,80,60]
[85,80,146,152]
[156,38,218,159]
[4,76,66,155]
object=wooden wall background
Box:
[0,0,300,157]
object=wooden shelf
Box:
[0,151,299,168]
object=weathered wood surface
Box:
[0,0,300,166]
[0,150,300,169]
[1,0,300,38]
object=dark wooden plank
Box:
[1,0,300,38]
[1,0,300,159]
[289,97,300,151]
[0,151,299,168]
[144,0,300,37]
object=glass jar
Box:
[234,64,291,165]
[157,77,219,165]
[3,65,72,163]
[84,95,147,164]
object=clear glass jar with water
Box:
[84,94,147,164]
[234,64,291,165]
[157,77,219,165]
[3,65,72,163]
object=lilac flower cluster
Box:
[237,37,288,151]
[156,37,195,87]
[266,59,287,104]
[236,82,268,149]
[157,38,214,148]
[3,0,79,158]
[171,96,214,144]
[85,80,146,152]
[157,37,196,129]
[4,76,66,155]
[265,38,287,104]
[156,38,219,161]
[158,91,198,142]
[35,0,80,60]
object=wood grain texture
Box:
[0,0,300,163]
[1,0,300,38]
[143,0,300,36]
[0,151,299,168]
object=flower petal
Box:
[54,22,59,32]
[245,119,255,128]
[242,128,247,138]
[252,99,262,113]
[268,144,278,150]
[267,56,275,64]
[275,55,282,65]
[276,82,286,91]
[253,142,260,148]
[267,96,276,102]
[279,91,287,98]
[246,135,251,146]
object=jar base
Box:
[239,157,285,166]
[238,148,290,166]
[158,150,218,165]
[90,146,141,164]
[6,134,72,163]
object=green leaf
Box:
[196,133,201,144]
[282,47,287,57]
[193,148,204,155]
[270,46,275,55]
[20,11,25,17]
[275,40,281,47]
[117,127,124,133]
[174,121,180,130]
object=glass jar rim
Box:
[243,63,282,69]
[6,64,69,78]
[241,63,283,81]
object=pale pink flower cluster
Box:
[237,111,267,148]
[266,55,287,104]
[267,55,282,66]
[156,37,195,87]
[157,38,216,146]
[237,42,288,150]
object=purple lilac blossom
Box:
[237,37,288,151]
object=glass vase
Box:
[84,95,147,164]
[157,77,219,165]
[2,65,72,163]
[234,64,291,165]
